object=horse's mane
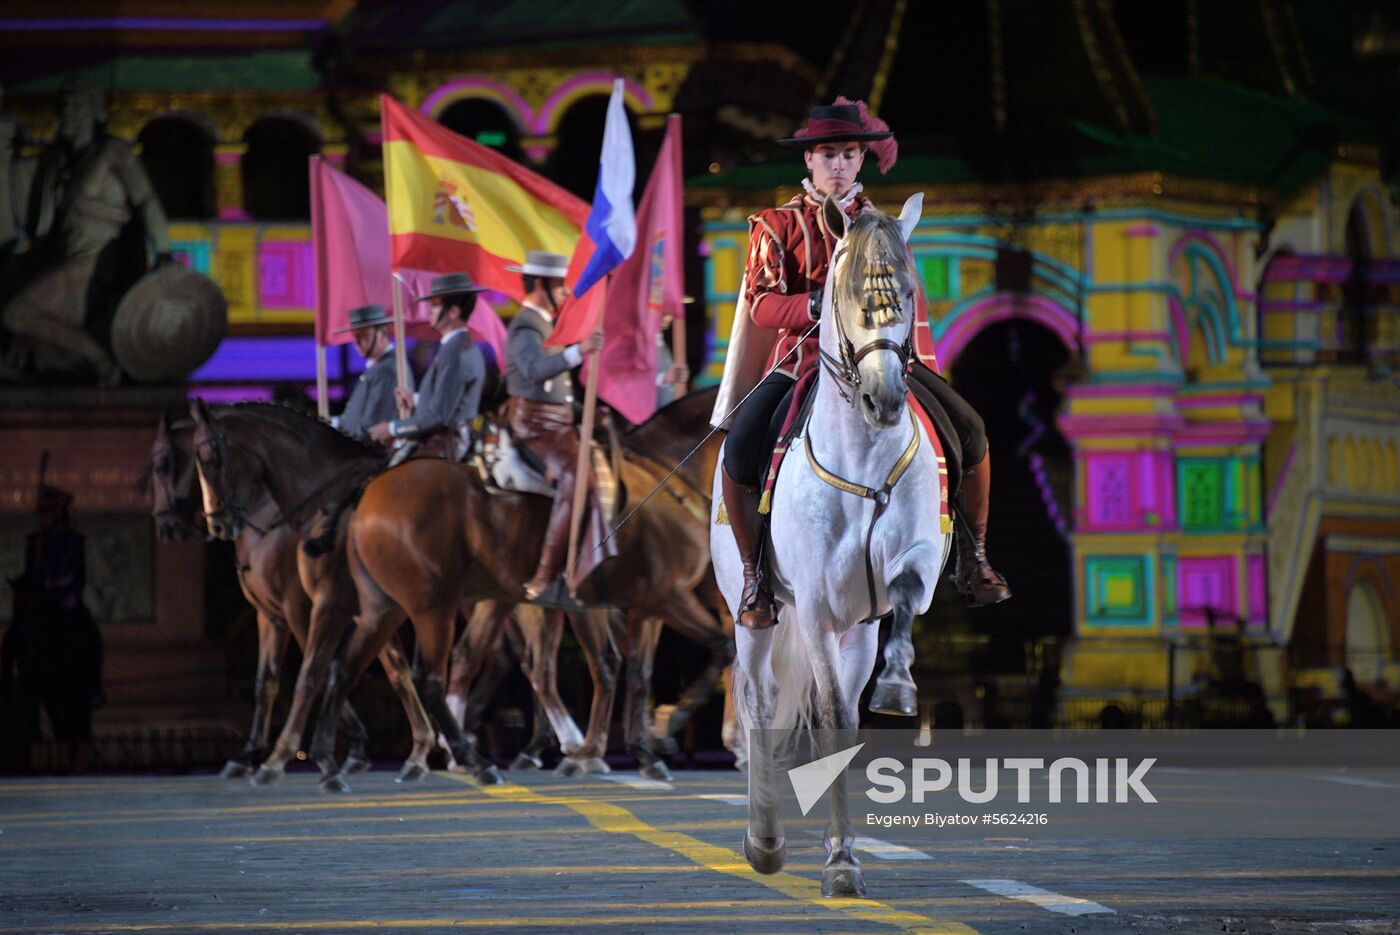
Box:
[835,210,916,326]
[219,402,385,461]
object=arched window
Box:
[1345,580,1390,686]
[137,115,215,220]
[242,117,321,220]
[436,98,525,164]
[1342,198,1378,360]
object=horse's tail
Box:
[768,605,815,732]
[302,487,360,559]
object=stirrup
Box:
[526,578,587,613]
[738,577,777,629]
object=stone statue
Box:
[0,80,180,385]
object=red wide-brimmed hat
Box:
[778,97,898,173]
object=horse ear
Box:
[897,193,923,243]
[157,412,170,437]
[189,397,211,426]
[823,195,848,241]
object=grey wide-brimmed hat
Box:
[505,250,570,278]
[416,272,487,302]
[334,303,394,333]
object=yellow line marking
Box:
[444,775,979,934]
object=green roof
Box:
[13,51,322,94]
[693,75,1376,198]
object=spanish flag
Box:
[381,94,589,300]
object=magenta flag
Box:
[311,156,437,346]
[582,114,685,425]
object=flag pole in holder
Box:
[565,275,607,592]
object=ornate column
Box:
[214,143,249,221]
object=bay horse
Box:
[148,412,375,778]
[444,389,740,778]
[304,416,725,781]
[711,194,949,898]
[182,402,465,789]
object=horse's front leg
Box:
[252,595,352,786]
[870,568,928,717]
[511,606,585,760]
[736,623,785,874]
[555,608,619,777]
[222,611,288,779]
[804,615,868,899]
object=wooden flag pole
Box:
[391,274,411,416]
[315,342,330,420]
[671,315,687,395]
[565,276,607,586]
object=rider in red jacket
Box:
[718,99,1011,630]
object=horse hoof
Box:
[639,761,673,782]
[395,761,429,783]
[219,760,253,780]
[868,679,918,717]
[250,765,283,787]
[743,833,786,874]
[319,773,352,794]
[474,765,506,786]
[509,752,544,771]
[342,755,372,775]
[821,863,867,899]
[554,756,609,778]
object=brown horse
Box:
[148,412,382,778]
[182,401,452,789]
[436,388,740,778]
[298,385,741,779]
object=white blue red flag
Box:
[571,79,636,298]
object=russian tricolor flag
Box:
[572,79,637,297]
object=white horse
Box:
[711,193,950,898]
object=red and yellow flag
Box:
[380,94,588,300]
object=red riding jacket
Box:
[743,190,870,380]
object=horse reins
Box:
[193,422,357,538]
[803,406,922,624]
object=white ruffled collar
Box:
[802,178,864,209]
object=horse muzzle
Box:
[860,388,904,429]
[205,509,242,541]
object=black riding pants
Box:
[908,362,987,468]
[722,363,987,488]
[722,372,796,487]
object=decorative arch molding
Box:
[935,292,1080,368]
[421,76,533,134]
[1341,184,1394,258]
[1169,233,1245,368]
[420,72,653,139]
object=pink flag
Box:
[580,114,685,425]
[311,157,438,345]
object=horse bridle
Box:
[816,244,914,406]
[148,440,197,533]
[191,419,266,533]
[192,417,365,538]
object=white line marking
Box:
[853,836,932,860]
[1308,774,1400,789]
[599,774,674,791]
[962,879,1114,916]
[697,793,748,806]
